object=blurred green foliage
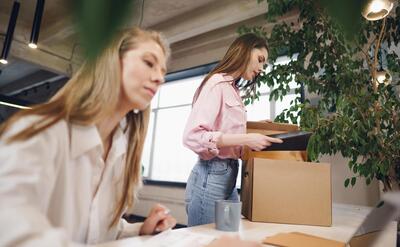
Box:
[318,0,367,41]
[71,0,135,61]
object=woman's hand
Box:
[245,133,282,151]
[139,204,177,235]
[206,236,262,247]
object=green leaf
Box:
[344,178,350,188]
[351,177,356,187]
[352,164,358,173]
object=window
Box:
[243,55,301,123]
[142,57,301,184]
[141,76,203,181]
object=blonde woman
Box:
[0,27,176,246]
[0,27,263,247]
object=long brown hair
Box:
[192,33,268,104]
[0,27,169,227]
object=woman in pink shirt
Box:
[183,33,282,226]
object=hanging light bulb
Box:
[371,1,385,13]
[376,69,392,85]
[0,1,20,65]
[28,43,38,49]
[362,0,394,21]
[29,0,45,49]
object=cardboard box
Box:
[263,231,381,247]
[247,121,299,135]
[263,232,345,247]
[241,121,332,226]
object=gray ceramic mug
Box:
[215,200,242,231]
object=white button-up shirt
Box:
[0,116,142,246]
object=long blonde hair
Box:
[0,27,169,227]
[192,33,268,104]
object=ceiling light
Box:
[0,1,20,63]
[0,101,31,109]
[28,43,38,49]
[0,95,31,109]
[29,0,45,49]
[362,0,394,21]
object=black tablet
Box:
[264,131,312,151]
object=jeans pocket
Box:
[208,162,229,175]
[206,163,237,200]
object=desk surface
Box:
[99,203,397,247]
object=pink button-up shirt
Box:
[183,73,247,160]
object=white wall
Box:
[320,154,380,206]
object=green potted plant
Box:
[240,0,400,191]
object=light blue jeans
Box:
[185,157,239,226]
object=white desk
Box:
[99,203,397,247]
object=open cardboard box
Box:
[241,121,332,226]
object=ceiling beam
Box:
[10,41,80,76]
[39,17,76,44]
[168,10,299,72]
[0,35,80,76]
[150,0,268,44]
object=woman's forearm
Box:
[217,133,283,151]
[217,133,250,148]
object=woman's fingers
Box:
[248,133,283,151]
[155,215,177,232]
[264,141,272,147]
[140,210,169,235]
[140,204,172,235]
[266,136,283,143]
[151,204,168,214]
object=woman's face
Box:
[120,40,167,111]
[243,47,268,80]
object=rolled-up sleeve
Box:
[116,219,143,239]
[183,81,224,160]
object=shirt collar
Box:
[222,73,235,84]
[109,122,128,160]
[70,119,128,160]
[221,73,241,93]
